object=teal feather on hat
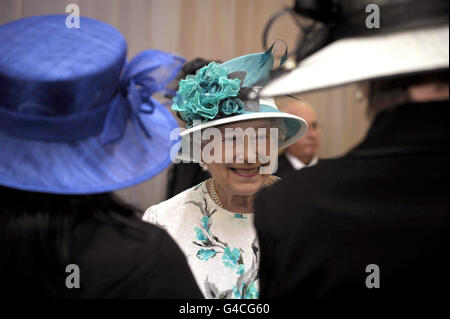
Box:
[220,51,274,87]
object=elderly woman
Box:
[143,49,307,299]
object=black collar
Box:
[348,100,448,158]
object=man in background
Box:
[276,99,320,179]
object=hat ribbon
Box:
[0,50,185,143]
[100,50,186,144]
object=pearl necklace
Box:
[206,176,279,209]
[207,178,223,207]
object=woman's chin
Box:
[228,174,265,195]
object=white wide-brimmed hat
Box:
[260,0,449,96]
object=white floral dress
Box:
[142,180,259,299]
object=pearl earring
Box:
[355,87,366,103]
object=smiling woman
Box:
[204,119,279,214]
[142,49,307,299]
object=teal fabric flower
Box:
[221,98,244,115]
[172,62,244,127]
[196,249,217,261]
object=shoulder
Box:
[64,195,179,267]
[143,181,206,224]
[71,214,197,297]
[74,213,176,261]
[265,158,344,199]
[255,158,352,232]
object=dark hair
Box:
[368,70,449,116]
[165,57,217,101]
[0,186,140,298]
[370,70,448,95]
[174,58,219,91]
[181,58,215,77]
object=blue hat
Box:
[0,15,185,194]
[172,46,308,162]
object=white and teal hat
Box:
[172,47,308,162]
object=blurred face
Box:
[285,103,320,161]
[203,119,275,197]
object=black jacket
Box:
[68,216,204,298]
[255,101,449,298]
[0,192,203,299]
[274,153,295,180]
[166,162,211,199]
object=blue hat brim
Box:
[0,102,179,194]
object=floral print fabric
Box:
[143,181,259,299]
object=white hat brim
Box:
[260,25,449,97]
[177,112,308,162]
[180,112,307,147]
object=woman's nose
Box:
[234,137,258,164]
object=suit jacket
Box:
[274,153,294,180]
[254,101,449,298]
[275,153,318,180]
[166,162,211,199]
